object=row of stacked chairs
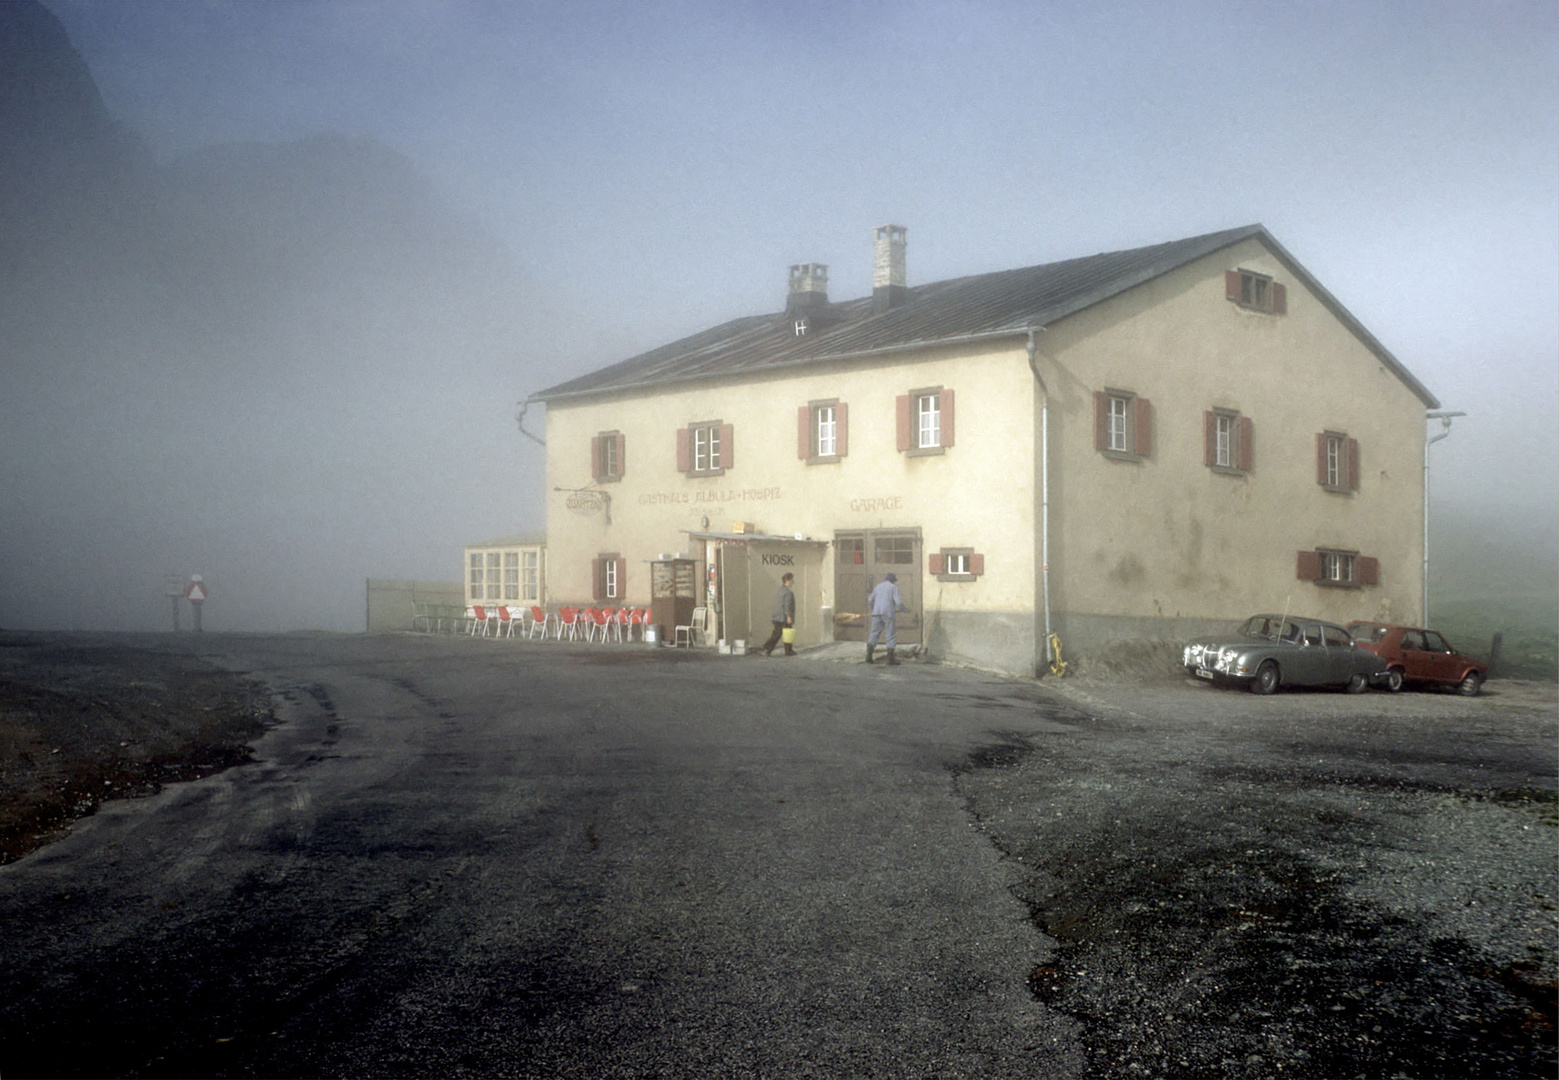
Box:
[445,604,654,643]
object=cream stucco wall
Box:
[1036,239,1427,643]
[542,341,1039,628]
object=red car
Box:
[1346,622,1487,696]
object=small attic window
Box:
[1225,269,1287,314]
[794,317,809,336]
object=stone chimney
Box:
[873,225,907,312]
[785,262,829,317]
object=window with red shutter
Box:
[1206,410,1252,473]
[939,388,954,448]
[1098,389,1148,460]
[1228,269,1286,314]
[682,422,726,476]
[934,548,983,581]
[803,400,846,464]
[1318,432,1354,493]
[593,431,624,481]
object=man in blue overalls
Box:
[865,573,908,666]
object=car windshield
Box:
[1350,623,1388,644]
[1239,616,1300,642]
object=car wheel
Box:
[1458,671,1483,697]
[1384,667,1404,693]
[1347,672,1369,694]
[1252,661,1279,695]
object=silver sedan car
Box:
[1183,614,1388,695]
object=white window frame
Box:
[693,423,721,473]
[1215,413,1235,468]
[1107,395,1130,453]
[917,393,940,449]
[503,552,519,601]
[486,552,502,600]
[522,551,540,602]
[1325,434,1345,490]
[815,403,836,458]
[469,553,483,601]
[945,552,970,576]
[605,558,619,600]
[1318,550,1355,584]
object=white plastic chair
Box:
[675,606,709,648]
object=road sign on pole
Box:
[186,575,206,632]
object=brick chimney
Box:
[873,225,907,311]
[786,262,829,317]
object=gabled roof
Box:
[531,224,1437,408]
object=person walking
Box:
[865,573,908,666]
[761,572,796,657]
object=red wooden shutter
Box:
[720,423,734,469]
[615,433,625,477]
[1346,437,1360,491]
[970,553,984,576]
[1094,391,1109,451]
[1296,550,1320,581]
[798,405,811,459]
[1315,433,1327,486]
[896,394,911,451]
[615,557,628,599]
[1271,282,1287,314]
[1133,398,1152,457]
[590,435,602,480]
[836,401,848,457]
[676,427,691,473]
[1225,270,1241,302]
[592,558,604,601]
[929,553,944,575]
[1358,556,1379,585]
[1203,411,1217,466]
[940,388,954,447]
[1237,416,1254,472]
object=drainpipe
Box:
[1422,410,1465,624]
[1027,327,1053,669]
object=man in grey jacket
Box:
[865,573,908,666]
[761,573,796,657]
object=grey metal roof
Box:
[531,225,1437,408]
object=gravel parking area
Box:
[951,670,1557,1078]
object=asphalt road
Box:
[1,635,1082,1078]
[1,634,1554,1078]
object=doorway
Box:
[833,529,921,644]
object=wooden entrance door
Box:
[833,529,921,644]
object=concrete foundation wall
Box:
[922,608,1039,676]
[366,579,463,634]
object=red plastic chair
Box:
[555,606,583,641]
[528,605,551,640]
[468,605,488,637]
[496,606,517,638]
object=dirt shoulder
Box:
[0,631,274,865]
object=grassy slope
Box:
[1427,507,1558,681]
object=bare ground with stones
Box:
[0,631,274,865]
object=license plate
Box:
[1195,668,1215,680]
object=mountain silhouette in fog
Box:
[0,0,528,633]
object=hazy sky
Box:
[24,0,1559,630]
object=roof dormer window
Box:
[794,317,809,336]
